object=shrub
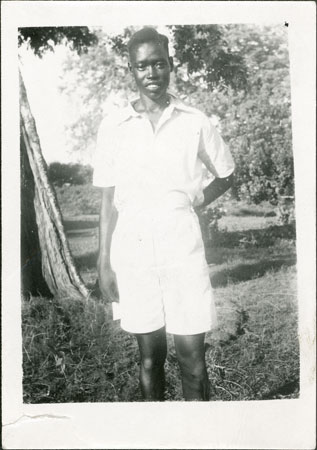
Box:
[197,204,225,244]
[48,162,93,186]
[276,196,295,225]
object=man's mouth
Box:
[146,83,161,90]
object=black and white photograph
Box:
[2,1,316,449]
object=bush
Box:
[197,204,225,244]
[199,25,294,207]
[48,162,93,186]
[276,196,295,225]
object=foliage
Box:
[171,25,248,92]
[196,204,225,243]
[207,25,294,204]
[18,27,98,57]
[59,28,136,156]
[48,162,93,186]
[276,196,295,225]
[168,25,293,206]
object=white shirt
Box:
[93,95,234,212]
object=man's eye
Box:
[155,62,166,69]
[136,66,146,71]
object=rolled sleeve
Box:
[198,115,235,178]
[92,116,117,188]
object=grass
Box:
[207,266,298,400]
[22,266,298,403]
[22,185,299,402]
[22,296,141,402]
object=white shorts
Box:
[110,207,217,335]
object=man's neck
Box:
[134,93,170,114]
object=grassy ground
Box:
[22,185,299,402]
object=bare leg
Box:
[174,333,210,401]
[135,326,167,401]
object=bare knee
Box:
[174,334,209,400]
[141,355,165,372]
[178,357,206,381]
[174,333,206,376]
[136,327,167,372]
[141,356,156,371]
[176,344,207,380]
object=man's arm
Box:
[198,173,234,209]
[97,187,119,302]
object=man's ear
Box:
[128,62,132,73]
[169,57,174,71]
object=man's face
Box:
[129,41,173,101]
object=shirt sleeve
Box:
[198,115,235,178]
[92,115,117,188]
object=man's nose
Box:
[147,64,158,78]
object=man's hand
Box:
[98,265,119,303]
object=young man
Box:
[93,28,234,401]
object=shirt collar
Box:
[116,93,193,125]
[168,93,196,114]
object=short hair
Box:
[127,27,170,59]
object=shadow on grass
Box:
[63,219,98,231]
[67,230,97,239]
[210,254,296,288]
[64,219,98,239]
[230,207,276,217]
[261,378,299,400]
[74,251,98,270]
[209,223,296,249]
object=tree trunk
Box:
[20,70,89,300]
[21,130,52,297]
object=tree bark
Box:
[21,130,52,297]
[20,70,89,300]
